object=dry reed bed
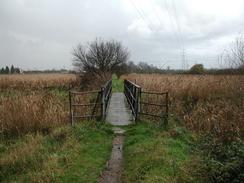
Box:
[122,74,244,137]
[0,74,77,90]
[0,74,104,136]
[0,74,79,136]
[0,92,68,136]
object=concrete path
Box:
[100,92,132,183]
[99,133,124,183]
[106,92,133,126]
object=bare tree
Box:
[223,36,244,69]
[72,38,129,79]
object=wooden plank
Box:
[140,102,167,107]
[124,79,141,88]
[141,91,168,95]
[70,90,100,95]
[139,112,163,118]
[72,103,101,106]
[73,115,100,118]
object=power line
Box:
[172,0,184,48]
[148,2,164,31]
[136,2,156,31]
[164,0,182,48]
[129,0,155,33]
[171,0,188,69]
[163,0,188,70]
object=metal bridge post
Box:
[69,90,74,126]
[101,87,105,120]
[137,87,141,121]
[135,87,139,122]
[165,92,169,126]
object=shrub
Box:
[197,135,244,183]
[189,64,205,74]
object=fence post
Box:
[165,92,169,126]
[135,87,139,122]
[124,80,126,96]
[133,85,136,117]
[137,87,141,121]
[69,90,73,126]
[101,87,105,120]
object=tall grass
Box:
[0,74,79,136]
[0,73,107,136]
[0,92,68,137]
[121,74,244,139]
[0,74,78,90]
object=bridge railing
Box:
[69,79,112,125]
[139,90,169,125]
[124,79,141,121]
[124,79,169,124]
[101,79,112,119]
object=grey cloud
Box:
[0,0,244,70]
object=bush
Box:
[189,64,205,74]
[197,135,244,183]
[79,72,111,90]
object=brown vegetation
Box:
[0,74,78,136]
[122,74,244,138]
[0,73,77,90]
[0,93,68,136]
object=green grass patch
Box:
[112,74,124,92]
[122,120,201,183]
[0,121,113,182]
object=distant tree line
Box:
[121,61,165,75]
[23,69,74,74]
[122,62,244,75]
[187,64,244,75]
[72,38,243,82]
[0,65,21,74]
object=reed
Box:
[0,73,78,90]
[122,74,244,138]
[0,92,68,136]
[0,73,102,136]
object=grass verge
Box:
[112,74,124,92]
[122,120,201,183]
[0,121,113,182]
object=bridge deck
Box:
[106,92,133,126]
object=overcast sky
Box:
[0,0,244,70]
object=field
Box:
[121,120,195,182]
[0,74,115,182]
[122,74,244,137]
[0,73,77,90]
[121,74,244,182]
[0,121,113,182]
[0,73,243,182]
[0,74,79,136]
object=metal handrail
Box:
[101,79,112,118]
[69,78,112,125]
[123,79,169,124]
[124,79,141,121]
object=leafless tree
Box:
[223,36,244,69]
[72,38,129,79]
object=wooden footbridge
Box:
[68,78,168,182]
[68,79,169,125]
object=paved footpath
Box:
[106,92,133,126]
[100,92,132,183]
